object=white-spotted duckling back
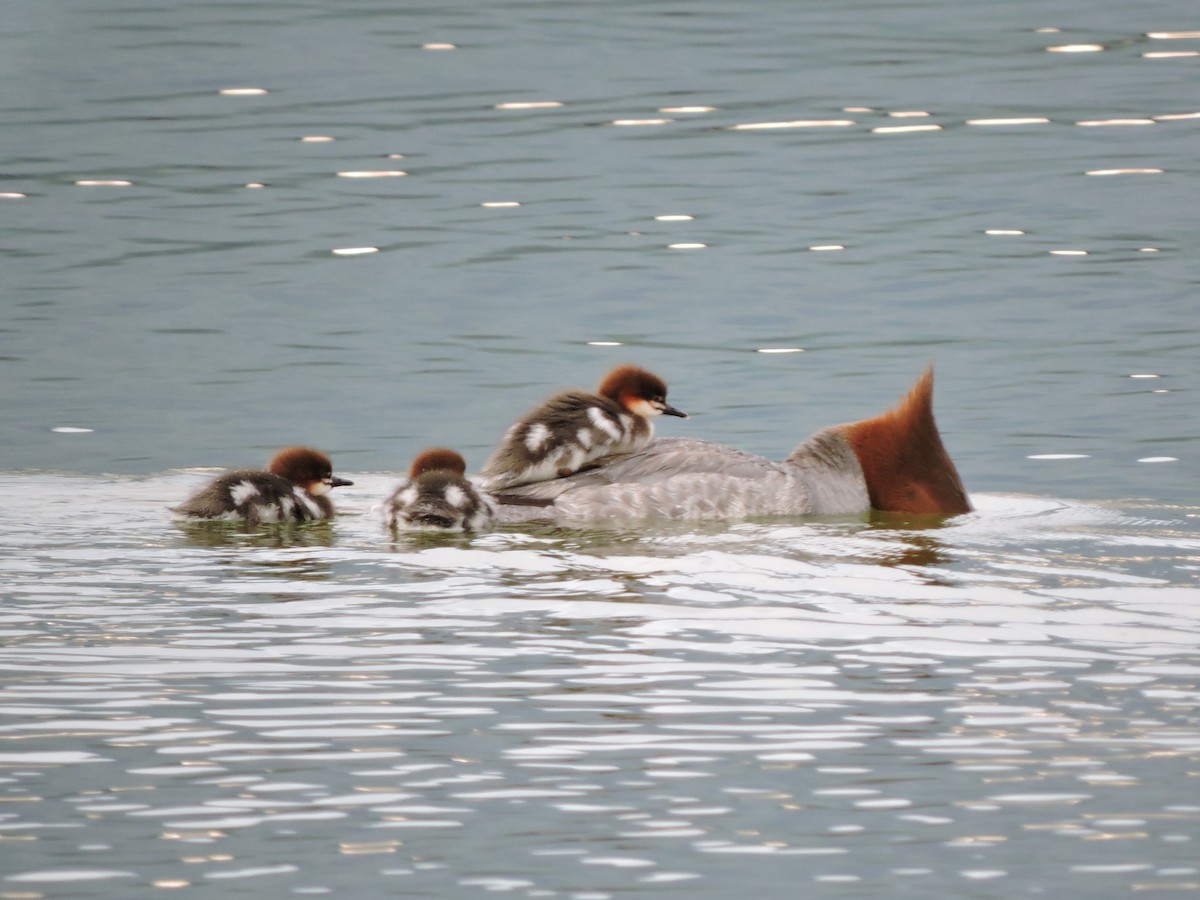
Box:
[479,365,687,490]
[173,446,353,524]
[384,448,496,531]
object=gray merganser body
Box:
[489,368,970,525]
[491,429,867,524]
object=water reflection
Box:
[174,520,338,550]
[386,529,479,551]
[862,517,959,568]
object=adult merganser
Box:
[489,368,970,524]
[479,364,687,490]
[384,448,495,531]
[173,446,352,523]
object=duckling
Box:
[479,365,686,490]
[384,448,495,531]
[173,446,352,523]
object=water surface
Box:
[2,0,1199,895]
[2,475,1200,896]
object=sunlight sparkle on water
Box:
[610,118,674,126]
[1049,249,1088,256]
[1046,44,1105,53]
[1148,31,1200,38]
[967,118,1050,126]
[1138,457,1178,463]
[1155,111,1200,120]
[659,106,717,113]
[336,171,407,178]
[655,215,694,222]
[667,243,707,250]
[331,247,379,256]
[1144,51,1200,58]
[809,244,845,251]
[482,201,521,208]
[75,180,132,186]
[587,342,623,347]
[1076,119,1156,127]
[421,43,456,50]
[218,87,268,95]
[872,125,942,134]
[730,120,855,130]
[1085,168,1163,176]
[52,427,94,434]
[0,192,27,198]
[495,101,563,110]
[756,348,804,354]
[1028,454,1091,460]
[301,136,335,143]
[985,229,1025,235]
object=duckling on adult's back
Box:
[479,365,687,490]
[173,446,353,524]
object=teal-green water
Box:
[2,0,1198,895]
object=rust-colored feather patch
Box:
[268,447,334,485]
[597,365,669,403]
[409,448,468,478]
[839,368,971,516]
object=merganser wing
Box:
[495,438,782,496]
[491,435,869,523]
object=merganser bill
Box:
[479,364,687,490]
[384,448,495,531]
[489,368,970,524]
[173,446,353,523]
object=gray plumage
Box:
[490,430,870,525]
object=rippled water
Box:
[3,0,1196,500]
[3,0,1199,895]
[3,475,1199,896]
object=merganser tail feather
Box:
[834,366,970,515]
